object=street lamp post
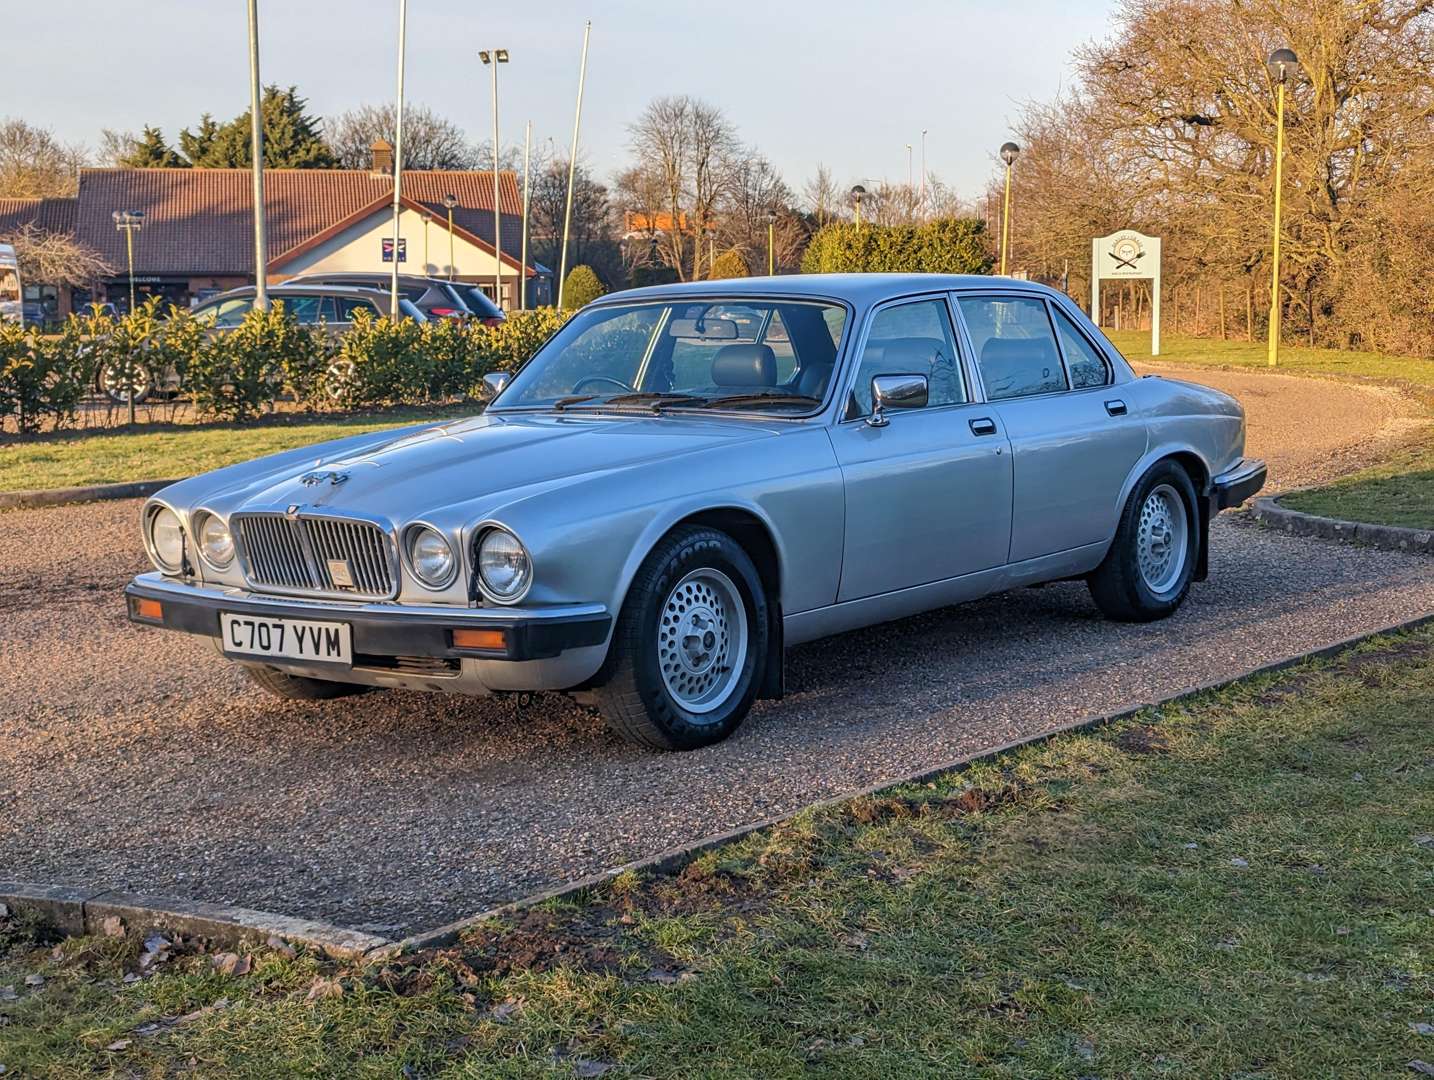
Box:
[479,48,509,309]
[766,208,777,275]
[557,20,592,311]
[246,0,267,311]
[1266,47,1300,367]
[520,119,532,310]
[111,209,145,425]
[850,184,866,227]
[999,141,1020,275]
[389,0,408,316]
[919,129,928,215]
[441,194,458,281]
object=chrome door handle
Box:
[969,417,998,436]
[1105,399,1128,417]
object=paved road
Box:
[2,369,1430,936]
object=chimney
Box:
[370,138,394,178]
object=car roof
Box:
[199,284,396,302]
[288,272,454,288]
[608,273,1061,307]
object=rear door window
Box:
[1050,306,1111,389]
[958,295,1067,400]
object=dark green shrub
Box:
[800,218,992,275]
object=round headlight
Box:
[477,527,531,603]
[147,505,185,573]
[406,525,457,589]
[197,513,234,568]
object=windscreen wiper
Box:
[599,391,709,412]
[551,394,597,411]
[700,392,823,409]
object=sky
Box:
[11,0,1117,198]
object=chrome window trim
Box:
[949,289,1080,404]
[231,506,401,602]
[1045,298,1114,390]
[488,293,857,421]
[836,291,975,424]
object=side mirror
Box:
[867,373,928,427]
[480,370,511,401]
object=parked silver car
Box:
[125,275,1265,750]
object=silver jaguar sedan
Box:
[125,274,1265,750]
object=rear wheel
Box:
[243,665,372,701]
[593,526,768,751]
[98,360,155,405]
[1088,460,1199,622]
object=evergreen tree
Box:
[179,87,335,168]
[561,265,606,310]
[119,125,186,168]
[177,115,221,166]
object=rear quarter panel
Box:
[1119,374,1247,498]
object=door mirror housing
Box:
[868,373,928,427]
[480,370,511,401]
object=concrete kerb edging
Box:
[0,478,182,511]
[382,607,1434,959]
[0,883,389,960]
[7,610,1434,965]
[1251,493,1434,555]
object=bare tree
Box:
[802,164,844,227]
[0,119,87,198]
[626,96,739,280]
[11,224,112,287]
[327,103,481,170]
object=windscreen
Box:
[494,299,848,414]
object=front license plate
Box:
[219,613,352,665]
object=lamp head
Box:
[850,184,866,204]
[441,193,458,209]
[1000,142,1020,166]
[1267,47,1300,83]
[495,48,509,63]
[766,208,778,224]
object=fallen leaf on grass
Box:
[643,967,695,985]
[1414,835,1434,850]
[23,975,42,988]
[210,953,252,977]
[487,998,522,1023]
[101,916,125,938]
[1230,857,1250,868]
[306,977,343,1001]
[572,1061,616,1078]
[0,987,16,1003]
[1410,1023,1434,1036]
[106,1039,132,1052]
[1408,1061,1434,1076]
[266,935,296,959]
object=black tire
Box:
[243,665,372,701]
[1088,459,1200,623]
[593,526,769,751]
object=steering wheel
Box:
[572,374,633,394]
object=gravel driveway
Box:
[2,369,1430,936]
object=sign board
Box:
[1091,230,1160,355]
[381,238,407,263]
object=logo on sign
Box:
[326,559,356,589]
[1108,234,1145,271]
[382,238,407,263]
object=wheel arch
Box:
[1113,445,1212,582]
[601,501,786,699]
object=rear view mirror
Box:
[668,317,738,340]
[868,373,928,428]
[480,371,511,401]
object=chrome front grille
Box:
[234,513,395,599]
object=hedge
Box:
[801,217,992,275]
[0,300,570,432]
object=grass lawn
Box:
[4,629,1432,1077]
[1107,328,1434,390]
[1280,430,1434,530]
[0,406,476,493]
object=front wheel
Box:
[593,526,769,751]
[1088,460,1199,622]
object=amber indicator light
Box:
[452,627,508,651]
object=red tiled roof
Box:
[0,197,78,240]
[75,168,524,276]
